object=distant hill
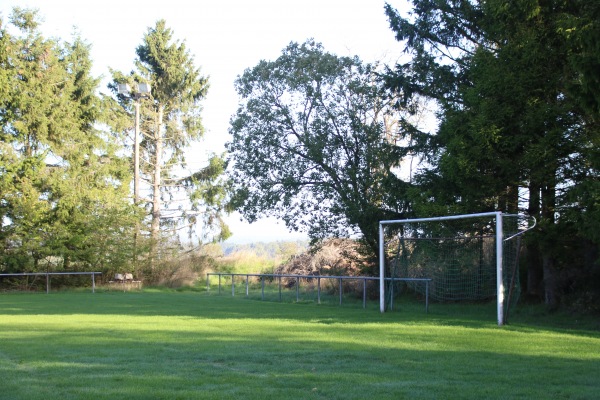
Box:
[220,240,309,259]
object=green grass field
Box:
[0,290,598,399]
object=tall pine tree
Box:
[384,0,599,309]
[0,8,137,273]
[111,20,229,271]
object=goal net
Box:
[379,212,531,325]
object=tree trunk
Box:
[525,182,544,300]
[543,253,559,311]
[150,106,164,268]
[541,180,558,309]
[499,184,519,214]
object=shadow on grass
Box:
[1,289,598,333]
[0,290,486,326]
[0,300,599,400]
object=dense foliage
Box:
[0,9,137,273]
[1,3,597,309]
[227,40,411,256]
[384,0,599,309]
[1,11,230,281]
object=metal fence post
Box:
[317,277,321,304]
[363,278,367,309]
[426,280,429,313]
[390,276,394,311]
[278,275,282,302]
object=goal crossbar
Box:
[379,211,507,325]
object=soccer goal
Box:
[378,212,533,326]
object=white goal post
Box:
[379,211,517,326]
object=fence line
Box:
[206,273,431,312]
[0,272,102,293]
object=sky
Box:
[0,0,409,243]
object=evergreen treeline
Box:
[0,9,227,280]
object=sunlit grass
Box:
[0,291,598,399]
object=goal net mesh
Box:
[385,214,522,306]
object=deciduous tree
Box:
[227,40,411,257]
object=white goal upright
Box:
[379,211,529,326]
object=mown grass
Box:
[0,290,598,399]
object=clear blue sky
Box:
[0,0,408,243]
